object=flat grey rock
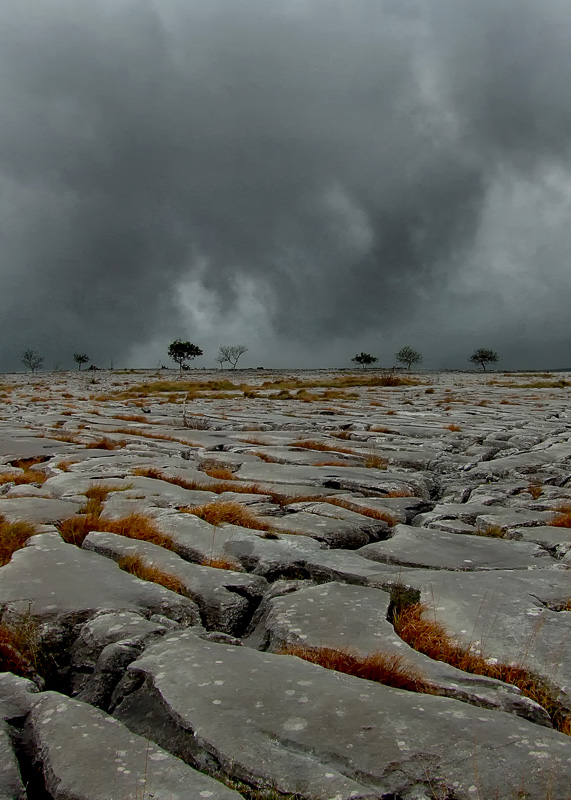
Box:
[83,531,267,634]
[268,509,384,547]
[0,674,38,720]
[0,535,199,625]
[114,631,571,800]
[509,525,571,548]
[357,523,553,570]
[0,497,82,523]
[235,462,430,498]
[26,691,240,800]
[0,724,24,800]
[377,568,571,708]
[253,581,550,724]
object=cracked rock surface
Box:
[0,368,570,799]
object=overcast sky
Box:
[1,0,570,372]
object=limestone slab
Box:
[27,692,240,800]
[115,631,571,800]
[358,524,553,570]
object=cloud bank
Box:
[1,0,570,370]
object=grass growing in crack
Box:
[0,515,39,566]
[279,644,434,694]
[118,554,187,595]
[290,439,353,454]
[0,468,47,486]
[363,454,388,469]
[202,466,236,480]
[182,500,271,532]
[84,437,127,450]
[201,555,241,570]
[475,524,507,538]
[322,497,396,526]
[132,467,323,508]
[550,504,571,528]
[57,512,175,550]
[393,602,571,735]
[0,615,43,683]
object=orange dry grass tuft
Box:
[364,454,388,469]
[183,500,271,531]
[201,555,241,570]
[291,439,353,454]
[202,466,236,480]
[0,516,39,566]
[475,524,507,539]
[10,457,47,470]
[118,554,187,595]
[550,504,571,528]
[280,644,433,694]
[108,427,192,445]
[85,437,126,450]
[131,467,319,508]
[251,451,281,463]
[444,424,462,432]
[0,624,39,681]
[323,497,396,526]
[0,469,47,487]
[394,603,571,734]
[57,512,174,550]
[527,481,543,500]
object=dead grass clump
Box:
[113,414,148,423]
[85,437,125,451]
[550,504,571,528]
[291,439,353,454]
[108,427,185,444]
[57,512,174,550]
[0,516,39,566]
[394,603,571,735]
[118,554,187,595]
[10,457,47,470]
[527,481,543,500]
[0,623,41,681]
[364,454,388,469]
[280,644,433,694]
[201,555,240,570]
[183,500,270,531]
[55,460,76,472]
[202,466,236,480]
[475,524,507,539]
[251,451,281,463]
[324,497,396,526]
[0,469,47,487]
[444,424,462,432]
[330,431,353,440]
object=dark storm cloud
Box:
[0,0,570,370]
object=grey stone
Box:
[358,523,552,570]
[83,531,267,634]
[0,674,38,720]
[0,535,199,626]
[235,462,430,498]
[268,509,384,547]
[114,631,571,800]
[0,725,24,800]
[375,568,571,708]
[253,581,550,724]
[509,525,571,548]
[0,497,82,524]
[26,691,240,800]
